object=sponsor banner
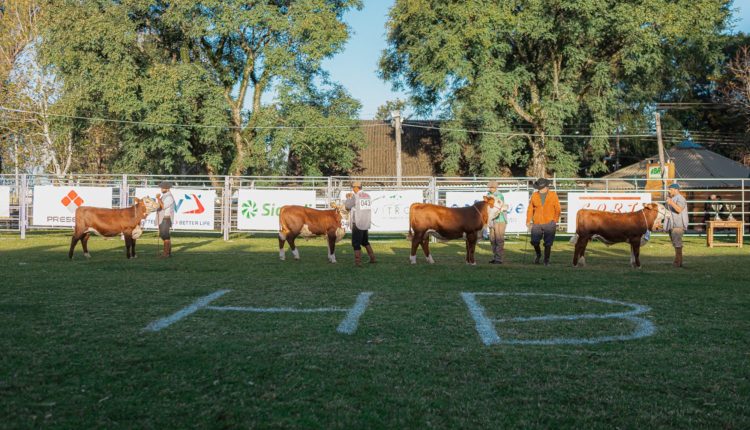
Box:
[445,191,530,233]
[0,186,9,217]
[135,188,216,230]
[566,193,652,233]
[237,189,316,231]
[339,189,424,232]
[33,186,113,226]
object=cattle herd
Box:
[67,196,668,268]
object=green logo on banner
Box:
[241,200,258,218]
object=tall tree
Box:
[380,0,731,177]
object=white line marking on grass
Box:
[337,292,374,335]
[207,306,348,313]
[461,292,655,346]
[143,289,231,332]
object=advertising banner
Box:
[339,189,424,232]
[135,188,217,231]
[0,186,9,217]
[445,191,530,233]
[237,189,316,231]
[566,193,652,233]
[33,186,113,226]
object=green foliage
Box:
[374,98,408,120]
[381,0,732,177]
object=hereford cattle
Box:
[408,196,502,265]
[68,197,160,260]
[570,203,667,268]
[278,203,347,263]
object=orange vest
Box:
[526,191,561,225]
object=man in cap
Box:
[486,180,509,264]
[526,178,561,265]
[155,181,175,258]
[344,181,375,266]
[666,183,688,268]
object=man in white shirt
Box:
[156,181,176,258]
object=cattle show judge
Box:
[526,178,561,266]
[345,181,376,266]
[156,181,176,258]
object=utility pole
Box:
[391,110,402,187]
[655,112,667,196]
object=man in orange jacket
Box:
[526,178,561,265]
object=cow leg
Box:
[630,240,642,269]
[410,231,423,264]
[421,236,434,264]
[466,232,478,265]
[69,234,80,259]
[573,235,588,267]
[327,232,337,263]
[288,234,300,260]
[278,235,286,261]
[124,235,133,259]
[81,233,92,258]
[131,238,137,259]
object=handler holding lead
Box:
[526,178,561,266]
[345,181,376,266]
[666,183,688,268]
[486,180,509,264]
[156,181,175,258]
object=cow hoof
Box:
[132,255,137,259]
[426,255,435,264]
[292,249,300,260]
[84,253,91,259]
[329,255,337,264]
[409,256,417,265]
[466,261,476,266]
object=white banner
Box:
[445,191,530,233]
[566,193,652,233]
[135,188,216,230]
[237,189,316,231]
[33,186,113,226]
[339,189,424,232]
[0,186,9,218]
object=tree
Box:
[375,98,407,120]
[380,0,731,177]
[720,45,750,130]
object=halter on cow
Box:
[570,203,667,268]
[69,197,160,259]
[408,196,503,265]
[278,202,348,263]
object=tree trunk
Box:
[230,106,245,176]
[527,132,548,178]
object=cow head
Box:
[133,197,158,220]
[644,203,668,231]
[482,196,503,224]
[330,201,349,220]
[141,196,160,213]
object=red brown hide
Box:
[68,197,154,259]
[278,205,345,263]
[571,203,666,268]
[408,196,498,265]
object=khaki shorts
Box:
[669,228,684,248]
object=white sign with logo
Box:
[135,188,217,230]
[339,189,424,232]
[33,186,113,226]
[0,186,9,218]
[445,191,530,233]
[566,193,652,233]
[237,189,316,231]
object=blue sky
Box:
[298,1,750,119]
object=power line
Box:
[402,122,655,139]
[0,106,382,131]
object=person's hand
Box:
[346,192,353,198]
[666,197,672,205]
[526,223,531,230]
[156,193,161,199]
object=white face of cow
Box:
[331,201,349,220]
[142,197,160,213]
[483,196,503,224]
[650,203,668,231]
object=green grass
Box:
[1,232,749,429]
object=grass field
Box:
[1,231,749,429]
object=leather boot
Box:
[673,247,683,268]
[365,244,376,264]
[354,250,362,266]
[162,240,171,258]
[544,245,552,266]
[533,244,542,264]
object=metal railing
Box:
[1,174,747,238]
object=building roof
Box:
[604,140,750,188]
[356,120,442,176]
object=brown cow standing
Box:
[571,203,667,268]
[408,196,501,265]
[69,197,159,259]
[278,204,347,263]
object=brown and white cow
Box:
[408,196,502,265]
[570,203,667,268]
[278,203,347,263]
[69,197,159,259]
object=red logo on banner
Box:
[61,190,84,213]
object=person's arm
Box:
[553,192,561,222]
[344,195,355,210]
[156,193,164,210]
[666,197,684,213]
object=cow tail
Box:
[278,206,286,240]
[407,204,414,241]
[569,210,582,244]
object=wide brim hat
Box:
[351,181,362,188]
[533,178,551,190]
[488,180,498,188]
[158,181,172,189]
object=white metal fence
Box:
[1,174,747,238]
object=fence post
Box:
[19,174,27,239]
[121,174,129,208]
[743,179,746,240]
[327,176,333,203]
[223,176,231,241]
